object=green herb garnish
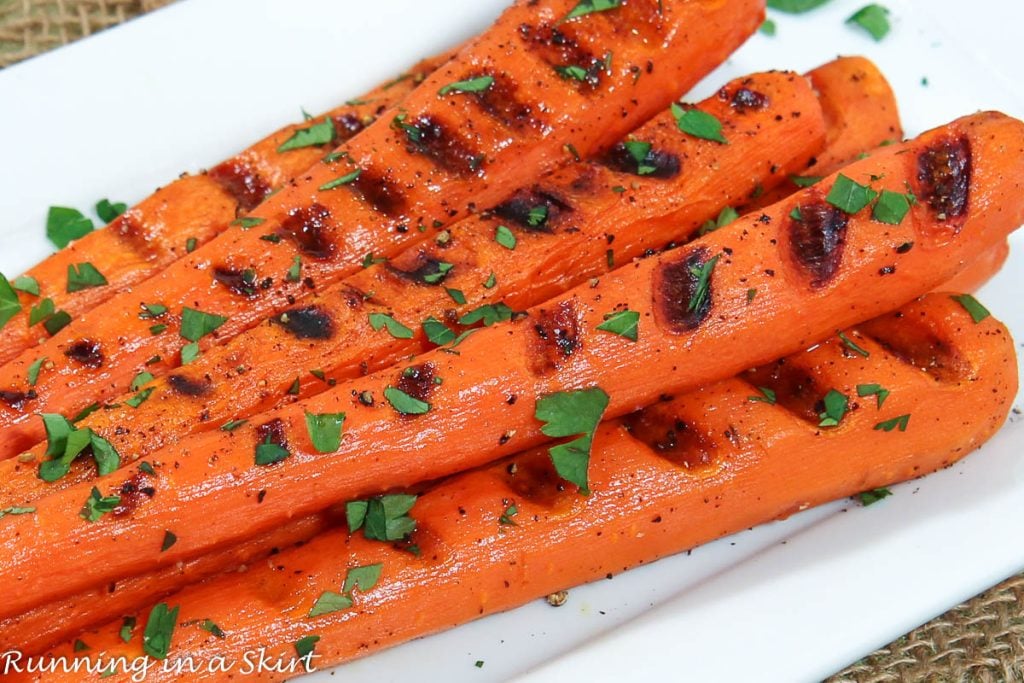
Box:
[951,294,990,323]
[384,386,430,415]
[180,307,228,342]
[278,119,335,153]
[66,263,108,293]
[438,75,494,96]
[534,387,610,492]
[596,309,639,341]
[304,411,345,453]
[847,4,891,41]
[818,389,849,428]
[47,206,94,249]
[670,104,727,144]
[368,312,414,339]
[826,174,878,214]
[874,414,910,432]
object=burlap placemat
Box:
[2,1,1022,681]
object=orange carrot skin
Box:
[1,111,1020,621]
[13,293,1015,682]
[0,0,765,459]
[940,240,1009,292]
[0,55,445,367]
[746,55,902,210]
[0,67,826,504]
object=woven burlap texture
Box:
[2,1,1023,681]
[0,0,174,67]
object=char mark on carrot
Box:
[208,159,272,213]
[654,248,716,333]
[64,340,104,369]
[272,306,335,340]
[167,374,211,397]
[531,300,581,375]
[917,135,971,222]
[789,199,848,288]
[276,203,336,259]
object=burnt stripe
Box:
[518,23,604,89]
[212,267,260,298]
[272,306,335,340]
[789,199,848,288]
[0,390,31,411]
[917,135,971,223]
[276,203,336,259]
[491,187,572,232]
[530,300,580,376]
[654,248,715,333]
[603,142,681,179]
[395,114,484,176]
[167,374,210,397]
[110,213,159,260]
[397,363,436,402]
[624,410,718,471]
[387,251,452,286]
[209,159,272,213]
[472,74,542,131]
[332,112,368,144]
[346,168,407,217]
[64,340,104,369]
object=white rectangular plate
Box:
[0,1,1021,681]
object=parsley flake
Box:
[294,635,320,660]
[563,0,621,20]
[47,206,94,249]
[278,119,335,153]
[687,253,720,313]
[180,307,228,342]
[319,169,362,191]
[534,387,610,492]
[27,356,46,387]
[748,386,777,404]
[255,435,289,466]
[342,563,383,594]
[847,4,891,41]
[304,411,345,453]
[856,383,890,408]
[308,591,352,618]
[368,312,414,339]
[0,276,22,330]
[66,263,108,293]
[384,386,430,415]
[872,189,912,225]
[161,530,177,552]
[670,104,727,144]
[596,309,639,341]
[96,199,127,223]
[951,294,990,323]
[856,487,893,506]
[818,389,849,428]
[438,75,494,96]
[838,331,870,358]
[12,275,40,296]
[80,486,121,522]
[142,603,179,660]
[699,206,739,236]
[826,174,878,214]
[767,0,832,11]
[422,316,457,346]
[874,414,910,432]
[495,225,517,250]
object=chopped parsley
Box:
[872,189,911,225]
[319,169,362,191]
[26,356,46,386]
[759,18,777,36]
[699,206,739,235]
[304,411,345,453]
[0,505,35,519]
[495,225,517,250]
[12,275,40,296]
[95,199,127,223]
[595,309,639,341]
[125,387,155,409]
[28,298,55,326]
[459,302,514,327]
[563,0,621,21]
[39,414,121,482]
[179,307,228,342]
[438,75,494,96]
[278,118,335,153]
[185,237,198,253]
[687,253,720,312]
[286,255,302,283]
[622,140,657,175]
[161,530,177,552]
[80,486,121,522]
[767,0,832,11]
[826,174,878,214]
[838,331,870,357]
[47,206,94,249]
[342,563,383,594]
[499,503,519,526]
[818,389,849,428]
[254,435,289,466]
[847,4,891,41]
[294,635,320,660]
[422,262,453,284]
[139,303,168,319]
[231,216,265,229]
[131,371,155,391]
[670,104,727,144]
[180,342,200,365]
[308,591,352,618]
[483,272,497,289]
[534,387,610,492]
[347,493,418,541]
[0,276,22,330]
[856,383,890,408]
[526,205,549,227]
[368,312,414,339]
[43,310,72,335]
[66,262,108,293]
[446,288,466,305]
[120,616,137,643]
[555,64,590,82]
[362,252,388,268]
[874,414,910,432]
[856,487,893,506]
[384,386,430,415]
[422,316,457,346]
[142,602,179,660]
[790,174,823,188]
[951,294,990,323]
[220,418,248,432]
[199,619,226,639]
[748,386,777,404]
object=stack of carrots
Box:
[0,0,1020,679]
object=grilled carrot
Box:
[9,292,1015,682]
[0,0,765,459]
[0,111,1020,620]
[941,240,1010,292]
[0,53,449,367]
[0,66,829,504]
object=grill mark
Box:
[917,136,971,223]
[272,306,335,340]
[742,361,823,424]
[859,314,969,383]
[110,213,159,260]
[653,248,715,333]
[503,450,572,509]
[397,363,436,402]
[788,199,848,287]
[603,142,681,179]
[332,112,368,143]
[212,266,259,298]
[473,74,541,130]
[209,159,272,213]
[530,300,580,375]
[518,23,604,89]
[276,203,336,259]
[624,411,718,471]
[387,251,452,286]
[257,418,290,453]
[397,114,484,176]
[64,340,104,368]
[113,473,156,516]
[720,85,770,112]
[491,187,573,232]
[167,374,210,397]
[346,168,407,217]
[0,390,31,411]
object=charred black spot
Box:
[64,340,104,369]
[724,86,769,111]
[212,266,259,298]
[397,114,483,176]
[332,112,367,142]
[397,363,436,403]
[603,142,681,179]
[0,390,30,411]
[473,74,541,130]
[518,24,604,89]
[654,248,715,333]
[272,306,335,340]
[387,251,452,286]
[113,472,156,516]
[168,374,210,397]
[346,169,407,217]
[257,418,289,451]
[208,159,272,212]
[788,200,848,287]
[743,360,823,423]
[339,286,367,309]
[491,187,572,232]
[503,450,571,508]
[276,203,335,259]
[917,136,971,222]
[624,411,718,470]
[530,300,580,375]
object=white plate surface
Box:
[0,1,1021,681]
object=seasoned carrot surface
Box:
[9,293,1015,682]
[0,53,448,366]
[0,0,765,459]
[0,66,829,506]
[0,111,1020,621]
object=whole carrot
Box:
[9,293,1014,682]
[0,64,830,502]
[0,52,450,366]
[0,0,765,458]
[0,110,1020,620]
